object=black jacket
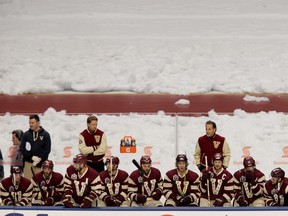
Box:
[19,127,51,168]
[0,149,4,179]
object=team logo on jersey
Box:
[71,173,77,180]
[138,176,143,183]
[213,141,221,148]
[105,177,110,184]
[173,175,179,181]
[95,135,101,142]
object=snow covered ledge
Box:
[1,206,288,216]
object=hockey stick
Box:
[31,167,45,203]
[132,159,145,194]
[205,156,211,207]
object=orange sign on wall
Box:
[120,136,136,153]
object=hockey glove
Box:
[44,197,54,206]
[213,197,225,207]
[135,194,147,204]
[105,196,121,207]
[179,195,193,206]
[152,189,162,200]
[201,170,212,182]
[238,196,248,207]
[80,195,94,208]
[197,164,206,172]
[63,196,74,208]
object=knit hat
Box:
[12,129,23,140]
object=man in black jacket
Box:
[20,114,51,179]
[0,149,4,180]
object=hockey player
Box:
[31,160,64,206]
[163,154,200,206]
[233,156,265,206]
[63,154,98,208]
[264,167,288,206]
[128,155,163,207]
[199,153,234,207]
[0,166,33,206]
[96,156,130,207]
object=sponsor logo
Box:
[63,146,72,158]
[144,146,153,156]
[282,146,288,158]
[242,146,251,158]
[8,146,17,158]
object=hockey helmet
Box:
[106,156,120,165]
[140,155,152,165]
[73,154,87,164]
[243,157,255,168]
[271,167,285,179]
[42,160,54,169]
[212,153,224,162]
[10,166,22,175]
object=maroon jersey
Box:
[80,129,105,163]
[96,169,129,202]
[233,168,265,204]
[0,176,33,206]
[64,165,98,205]
[264,177,288,206]
[200,167,234,202]
[31,171,64,203]
[198,134,225,167]
[128,167,163,201]
[163,168,200,203]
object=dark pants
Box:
[87,160,104,173]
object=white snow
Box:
[175,99,190,105]
[0,0,288,180]
[243,95,270,102]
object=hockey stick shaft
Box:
[205,156,211,207]
[132,159,144,194]
[31,167,45,201]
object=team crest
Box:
[95,135,101,142]
[105,177,110,184]
[213,141,221,148]
[173,174,179,181]
[71,173,77,180]
[138,176,143,183]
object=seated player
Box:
[199,153,234,207]
[31,160,64,206]
[0,166,33,206]
[128,155,163,207]
[233,156,265,207]
[264,167,288,206]
[96,156,130,207]
[63,154,98,208]
[163,154,200,206]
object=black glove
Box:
[152,190,162,200]
[44,197,54,206]
[63,197,74,208]
[238,196,248,207]
[135,194,147,204]
[201,170,212,182]
[80,195,94,208]
[197,164,205,172]
[213,197,225,207]
[179,195,193,206]
[105,196,121,207]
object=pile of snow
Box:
[1,0,288,94]
[243,95,270,102]
[175,99,190,105]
